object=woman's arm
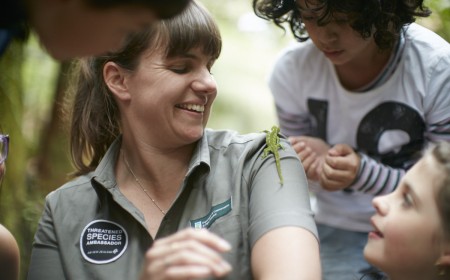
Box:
[251,226,320,280]
[248,136,321,279]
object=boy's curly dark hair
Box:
[252,0,431,50]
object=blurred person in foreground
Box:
[1,0,191,60]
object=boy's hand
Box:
[289,136,330,181]
[319,144,360,191]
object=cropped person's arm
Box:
[0,224,20,280]
[251,227,320,280]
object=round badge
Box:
[80,219,128,264]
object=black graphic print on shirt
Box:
[307,99,425,170]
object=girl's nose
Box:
[372,195,389,216]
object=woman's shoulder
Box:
[205,128,290,152]
[205,128,265,146]
[0,224,19,280]
[44,173,96,203]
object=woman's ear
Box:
[103,61,131,101]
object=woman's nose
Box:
[192,70,217,95]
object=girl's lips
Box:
[369,218,384,239]
[368,231,384,239]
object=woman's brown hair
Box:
[66,0,221,176]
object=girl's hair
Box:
[66,0,222,176]
[252,0,431,50]
[84,0,192,20]
[430,142,450,239]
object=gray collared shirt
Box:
[28,129,317,280]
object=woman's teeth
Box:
[178,104,205,112]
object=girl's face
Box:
[121,46,217,148]
[296,0,379,67]
[364,154,449,279]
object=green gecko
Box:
[262,125,285,185]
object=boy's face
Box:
[296,0,380,67]
[364,154,448,278]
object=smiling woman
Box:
[27,1,320,279]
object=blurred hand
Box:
[289,136,330,181]
[140,228,232,280]
[319,144,360,191]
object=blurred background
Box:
[0,0,448,278]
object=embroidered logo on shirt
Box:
[80,219,128,264]
[190,198,232,229]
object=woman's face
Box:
[296,0,379,67]
[364,154,448,279]
[120,46,217,148]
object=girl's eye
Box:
[401,192,414,208]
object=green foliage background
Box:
[0,0,448,278]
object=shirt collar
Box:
[92,136,122,189]
[186,132,211,176]
[92,134,211,188]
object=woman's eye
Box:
[170,66,189,74]
[207,64,215,75]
